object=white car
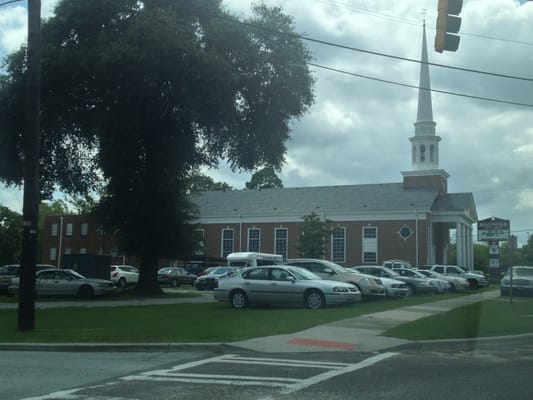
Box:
[418,269,469,292]
[110,265,139,289]
[348,267,409,298]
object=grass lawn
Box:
[0,289,508,343]
[383,296,533,340]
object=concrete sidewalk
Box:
[229,289,501,353]
[0,290,502,353]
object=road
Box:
[3,336,533,400]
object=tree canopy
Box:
[0,0,314,292]
[245,166,284,189]
[296,212,329,259]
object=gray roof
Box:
[432,193,478,221]
[192,183,441,217]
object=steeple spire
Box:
[409,22,441,171]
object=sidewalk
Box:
[228,289,501,353]
[0,290,502,353]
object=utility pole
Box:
[18,0,41,331]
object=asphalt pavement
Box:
[0,289,507,353]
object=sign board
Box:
[478,217,510,242]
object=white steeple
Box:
[409,22,441,171]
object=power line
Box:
[0,0,23,7]
[312,0,533,47]
[309,62,533,108]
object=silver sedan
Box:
[213,265,361,309]
[9,268,116,298]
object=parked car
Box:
[348,266,409,298]
[195,267,237,290]
[157,267,197,287]
[421,265,489,289]
[416,270,451,293]
[354,266,434,296]
[0,264,57,293]
[110,265,139,290]
[417,269,469,292]
[213,265,361,309]
[500,266,533,297]
[285,259,386,300]
[8,268,115,298]
[394,268,438,295]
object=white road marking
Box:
[281,352,399,394]
[122,352,398,393]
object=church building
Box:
[192,24,477,269]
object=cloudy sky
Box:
[1,0,532,244]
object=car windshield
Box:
[286,266,321,281]
[208,268,231,275]
[508,267,533,276]
[64,270,86,280]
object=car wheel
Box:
[171,279,180,288]
[449,283,457,292]
[78,285,95,299]
[230,290,248,308]
[405,284,415,297]
[468,279,479,290]
[305,289,325,309]
[117,278,127,290]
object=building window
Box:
[362,226,377,264]
[65,223,73,236]
[331,226,346,263]
[80,222,88,236]
[221,228,234,258]
[274,227,288,260]
[363,252,377,263]
[49,248,57,261]
[248,228,261,253]
[430,144,435,162]
[412,145,416,164]
[51,223,58,237]
[420,144,426,162]
[80,248,87,254]
[64,248,72,255]
[194,229,205,255]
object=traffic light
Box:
[434,0,463,53]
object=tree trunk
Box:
[135,253,163,295]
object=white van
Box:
[383,259,412,270]
[226,252,283,268]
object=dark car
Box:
[157,267,197,287]
[195,267,238,290]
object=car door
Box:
[268,268,301,305]
[35,270,56,295]
[240,268,271,304]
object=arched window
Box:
[430,144,435,162]
[420,144,426,162]
[412,145,417,164]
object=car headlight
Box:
[333,286,349,293]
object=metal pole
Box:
[18,0,41,331]
[58,216,63,268]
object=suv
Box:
[285,258,386,300]
[110,265,139,290]
[421,265,489,289]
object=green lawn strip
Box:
[0,290,200,303]
[0,291,488,343]
[383,297,533,340]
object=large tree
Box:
[0,0,314,293]
[245,166,284,189]
[0,205,22,265]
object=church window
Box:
[420,145,426,162]
[430,144,435,162]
